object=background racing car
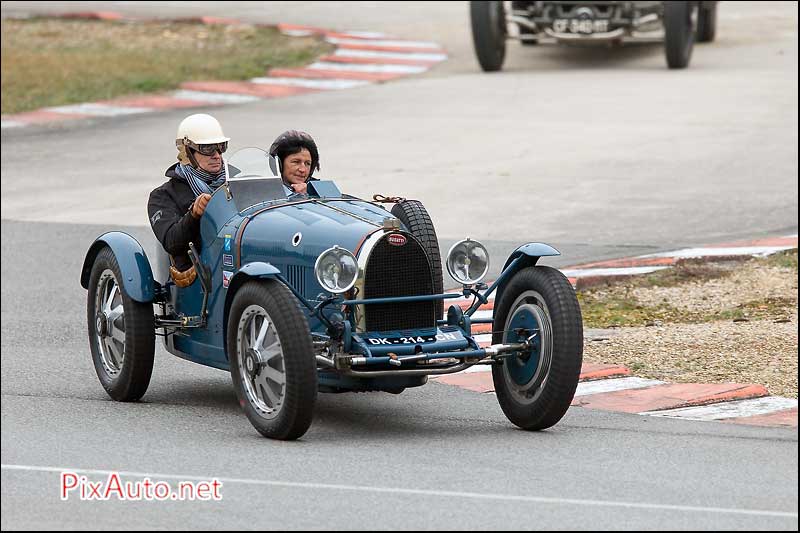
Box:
[81,147,584,440]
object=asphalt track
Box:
[1,1,798,530]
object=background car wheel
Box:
[86,246,155,401]
[663,1,696,69]
[390,200,445,319]
[470,0,507,72]
[491,266,583,430]
[227,280,317,440]
[696,2,717,43]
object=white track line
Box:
[640,397,798,421]
[325,37,442,49]
[2,464,796,518]
[561,266,670,278]
[639,246,795,259]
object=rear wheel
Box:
[696,2,717,43]
[228,280,317,440]
[87,247,155,401]
[391,200,445,320]
[664,1,696,69]
[491,266,583,430]
[471,1,507,72]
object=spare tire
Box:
[390,200,445,320]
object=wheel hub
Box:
[96,312,108,337]
[244,348,260,379]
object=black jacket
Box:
[148,164,201,271]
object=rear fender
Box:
[80,232,155,303]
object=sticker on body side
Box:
[222,270,233,288]
[223,234,232,252]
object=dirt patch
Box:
[581,250,798,398]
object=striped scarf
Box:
[174,163,227,197]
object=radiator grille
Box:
[363,234,435,332]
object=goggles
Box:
[191,141,228,156]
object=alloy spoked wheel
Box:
[492,266,583,430]
[94,270,127,377]
[228,280,317,440]
[237,305,287,420]
[87,246,155,402]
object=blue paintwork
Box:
[80,232,155,303]
[82,169,566,393]
[491,243,561,318]
[504,306,542,386]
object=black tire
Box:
[470,1,507,72]
[227,280,317,440]
[696,2,717,43]
[87,247,155,401]
[663,1,696,69]
[390,200,445,320]
[491,266,583,430]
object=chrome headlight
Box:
[446,238,489,285]
[314,246,358,294]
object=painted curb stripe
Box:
[180,80,317,98]
[1,120,24,129]
[44,103,153,116]
[250,77,372,90]
[579,364,631,380]
[269,67,406,82]
[639,245,795,259]
[574,377,667,397]
[0,109,91,124]
[337,42,447,54]
[573,383,769,413]
[325,37,442,49]
[319,54,441,67]
[641,396,798,421]
[101,95,212,109]
[561,266,670,278]
[722,407,797,427]
[170,90,260,103]
[333,49,448,61]
[308,61,429,74]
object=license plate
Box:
[552,18,609,35]
[365,331,461,346]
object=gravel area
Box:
[582,253,798,398]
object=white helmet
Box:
[175,114,230,167]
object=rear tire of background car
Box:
[87,246,155,402]
[227,279,317,440]
[696,2,717,43]
[664,1,696,69]
[491,266,583,430]
[470,0,507,72]
[391,200,445,320]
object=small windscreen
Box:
[226,147,287,211]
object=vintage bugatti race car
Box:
[471,1,718,71]
[81,147,583,440]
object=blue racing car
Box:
[81,147,583,440]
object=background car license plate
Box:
[552,18,609,34]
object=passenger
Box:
[268,130,321,195]
[148,113,229,286]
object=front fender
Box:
[494,242,560,310]
[222,262,283,346]
[80,232,155,303]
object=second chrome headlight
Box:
[446,238,489,285]
[314,246,358,294]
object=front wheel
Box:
[227,280,317,440]
[664,1,696,69]
[491,266,583,430]
[470,1,507,72]
[87,247,155,401]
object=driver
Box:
[148,113,229,286]
[268,130,321,195]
